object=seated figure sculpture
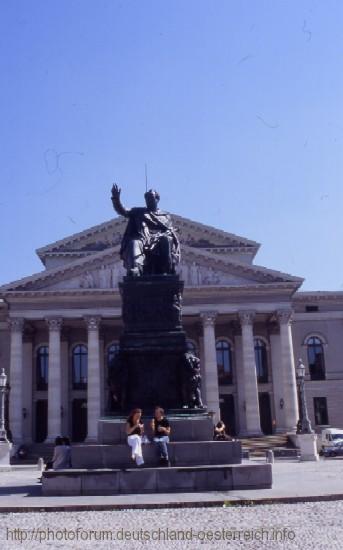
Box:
[111,184,180,277]
[182,351,204,409]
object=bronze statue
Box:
[182,352,204,409]
[111,184,180,277]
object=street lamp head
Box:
[296,358,306,380]
[0,368,7,389]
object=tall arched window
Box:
[307,336,326,380]
[107,342,120,368]
[36,346,49,391]
[254,338,268,383]
[72,345,88,390]
[216,340,233,385]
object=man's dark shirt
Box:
[154,417,170,438]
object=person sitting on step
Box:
[151,406,171,466]
[126,408,145,466]
[51,436,72,469]
[62,436,72,468]
[213,420,231,441]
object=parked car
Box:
[317,428,343,455]
[323,443,343,458]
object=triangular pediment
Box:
[0,243,303,293]
[36,213,260,270]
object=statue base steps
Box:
[99,415,213,444]
[71,441,242,469]
[42,463,272,496]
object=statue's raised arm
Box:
[111,184,129,218]
[111,185,180,277]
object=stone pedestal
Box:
[298,433,319,461]
[109,275,202,412]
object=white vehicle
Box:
[318,428,343,453]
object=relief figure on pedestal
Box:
[111,184,180,277]
[181,351,204,409]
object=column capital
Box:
[200,311,217,327]
[238,310,256,326]
[85,315,101,331]
[276,309,293,325]
[8,318,24,333]
[46,317,63,332]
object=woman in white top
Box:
[126,409,144,466]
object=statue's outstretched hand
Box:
[111,183,121,199]
[111,183,129,217]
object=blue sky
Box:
[0,0,342,290]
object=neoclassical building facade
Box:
[1,214,342,445]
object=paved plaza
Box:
[0,458,343,548]
[1,458,343,509]
[1,501,343,549]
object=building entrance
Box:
[72,399,87,442]
[258,392,273,434]
[35,399,47,442]
[219,394,237,436]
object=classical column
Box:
[45,318,63,442]
[269,332,285,433]
[200,312,220,420]
[60,339,69,437]
[234,332,246,435]
[238,311,262,436]
[22,340,33,444]
[8,318,24,445]
[277,310,298,432]
[85,316,101,442]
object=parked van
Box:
[317,428,343,453]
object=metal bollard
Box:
[37,457,45,472]
[266,450,274,463]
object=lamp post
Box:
[0,368,11,469]
[0,368,8,443]
[296,359,313,435]
[295,359,318,461]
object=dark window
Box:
[254,338,268,383]
[36,346,49,391]
[107,343,120,368]
[72,398,87,442]
[306,305,319,312]
[216,340,233,385]
[313,397,329,425]
[186,340,198,356]
[72,345,88,390]
[307,337,326,380]
[35,399,47,442]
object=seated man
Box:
[151,406,171,466]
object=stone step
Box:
[71,441,241,469]
[240,434,291,456]
[42,463,272,496]
[99,416,214,444]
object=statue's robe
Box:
[120,207,180,271]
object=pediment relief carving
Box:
[176,261,251,286]
[44,262,126,290]
[43,258,260,291]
